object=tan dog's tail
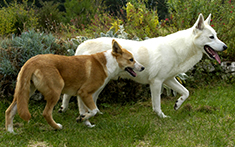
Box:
[15,62,35,121]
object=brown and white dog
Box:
[5,39,145,133]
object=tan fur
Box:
[5,39,142,132]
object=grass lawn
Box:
[0,81,235,147]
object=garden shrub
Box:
[36,0,64,33]
[74,0,162,39]
[123,0,160,39]
[77,10,118,38]
[64,0,102,29]
[0,29,74,97]
[0,0,38,35]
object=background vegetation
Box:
[0,0,235,146]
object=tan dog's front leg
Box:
[76,90,98,127]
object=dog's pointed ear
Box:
[112,39,123,55]
[194,13,205,30]
[205,13,211,25]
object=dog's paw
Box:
[7,125,15,134]
[158,111,169,118]
[76,115,85,122]
[58,107,64,113]
[57,123,63,129]
[98,111,103,115]
[88,124,95,128]
[174,100,179,110]
[84,120,95,128]
[174,100,183,110]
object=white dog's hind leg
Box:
[92,86,107,114]
[150,79,168,118]
[77,96,89,115]
[58,94,71,112]
[164,77,189,110]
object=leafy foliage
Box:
[0,29,74,96]
[124,0,160,38]
[0,0,38,35]
[63,0,102,29]
[36,0,64,33]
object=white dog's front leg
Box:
[164,77,189,110]
[150,79,168,118]
[92,85,107,114]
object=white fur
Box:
[57,123,63,129]
[104,50,122,77]
[62,14,227,119]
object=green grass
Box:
[1,82,235,146]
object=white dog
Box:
[60,14,227,126]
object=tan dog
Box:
[5,39,145,133]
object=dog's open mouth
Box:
[125,67,137,77]
[204,45,221,64]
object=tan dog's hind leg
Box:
[43,94,62,129]
[5,101,17,133]
[42,79,64,129]
[35,69,64,130]
[5,84,36,133]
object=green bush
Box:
[64,0,102,28]
[124,0,160,39]
[81,0,161,39]
[36,0,64,33]
[0,29,74,97]
[0,0,38,35]
[68,10,118,38]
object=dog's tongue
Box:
[211,49,221,64]
[206,46,221,64]
[214,53,221,64]
[125,67,137,77]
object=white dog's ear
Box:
[112,39,123,55]
[205,13,211,25]
[194,13,205,30]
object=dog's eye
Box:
[209,36,214,39]
[129,58,134,62]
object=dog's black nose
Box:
[141,67,145,71]
[223,45,227,50]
